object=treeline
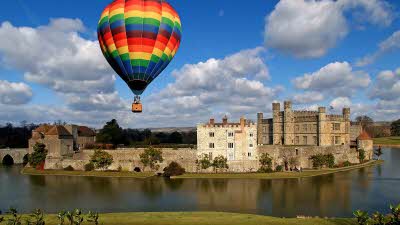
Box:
[0,122,37,148]
[355,116,400,138]
[96,119,196,148]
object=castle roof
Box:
[78,126,96,137]
[46,126,72,136]
[34,124,52,133]
[357,131,372,140]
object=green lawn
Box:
[373,136,400,146]
[174,160,382,179]
[1,212,356,225]
[21,167,155,178]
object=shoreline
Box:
[374,144,400,148]
[21,167,155,179]
[173,160,383,180]
[0,211,355,225]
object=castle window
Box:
[249,133,254,137]
[313,124,318,131]
[248,152,252,157]
[209,143,215,149]
[303,124,307,131]
[296,149,299,156]
[263,136,267,143]
[295,136,299,145]
[228,143,234,148]
[335,136,341,145]
[209,132,215,137]
[263,126,267,133]
[333,123,340,131]
[229,153,234,160]
[209,152,213,160]
[303,136,308,145]
[313,136,318,145]
[249,143,253,148]
[295,125,299,131]
[228,132,234,137]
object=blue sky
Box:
[0,0,399,128]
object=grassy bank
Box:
[173,160,383,179]
[373,136,400,147]
[1,212,355,225]
[21,167,155,178]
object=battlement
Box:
[293,110,319,117]
[327,115,344,121]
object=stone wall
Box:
[0,149,29,164]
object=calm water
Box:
[1,148,399,218]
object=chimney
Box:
[209,118,215,126]
[222,115,228,125]
[240,116,246,129]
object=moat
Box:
[1,147,399,218]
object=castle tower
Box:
[257,113,263,145]
[343,108,351,145]
[318,107,327,146]
[272,102,283,145]
[283,101,294,145]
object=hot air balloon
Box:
[97,0,182,113]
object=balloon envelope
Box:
[97,0,182,96]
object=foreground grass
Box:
[21,167,155,178]
[373,136,400,146]
[2,212,356,225]
[174,160,382,179]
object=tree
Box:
[96,119,124,146]
[196,154,212,171]
[391,119,400,136]
[212,155,228,173]
[29,143,48,169]
[90,150,113,170]
[258,153,273,172]
[140,147,163,171]
[374,147,383,160]
[358,149,366,163]
[163,161,186,177]
[169,131,183,144]
[355,115,374,129]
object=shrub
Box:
[275,165,284,172]
[343,161,352,167]
[117,165,122,172]
[212,155,229,172]
[64,165,74,171]
[29,143,48,169]
[163,161,186,177]
[84,163,95,171]
[140,147,163,171]
[358,149,366,163]
[90,150,114,170]
[258,167,274,173]
[258,153,273,172]
[310,154,335,169]
[196,154,212,171]
[354,203,400,225]
[325,154,335,168]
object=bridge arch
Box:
[23,154,29,165]
[2,154,14,165]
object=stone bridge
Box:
[0,149,29,165]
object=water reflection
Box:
[1,148,400,217]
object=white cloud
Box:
[0,80,32,105]
[265,0,393,58]
[356,30,400,66]
[0,19,114,95]
[292,91,324,104]
[330,97,352,109]
[292,62,370,97]
[369,69,400,101]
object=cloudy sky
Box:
[0,0,399,128]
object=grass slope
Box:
[174,160,382,179]
[21,167,154,178]
[3,212,356,225]
[373,136,400,146]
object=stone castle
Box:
[25,101,373,173]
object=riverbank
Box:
[173,160,383,179]
[373,137,400,147]
[2,212,355,225]
[21,167,155,178]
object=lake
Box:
[1,148,399,218]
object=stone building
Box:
[257,101,350,147]
[29,124,96,158]
[197,116,257,162]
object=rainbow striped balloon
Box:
[97,0,182,96]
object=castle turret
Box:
[272,102,283,145]
[318,107,327,146]
[283,101,294,145]
[257,113,263,145]
[222,115,228,126]
[343,108,351,145]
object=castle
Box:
[197,101,373,172]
